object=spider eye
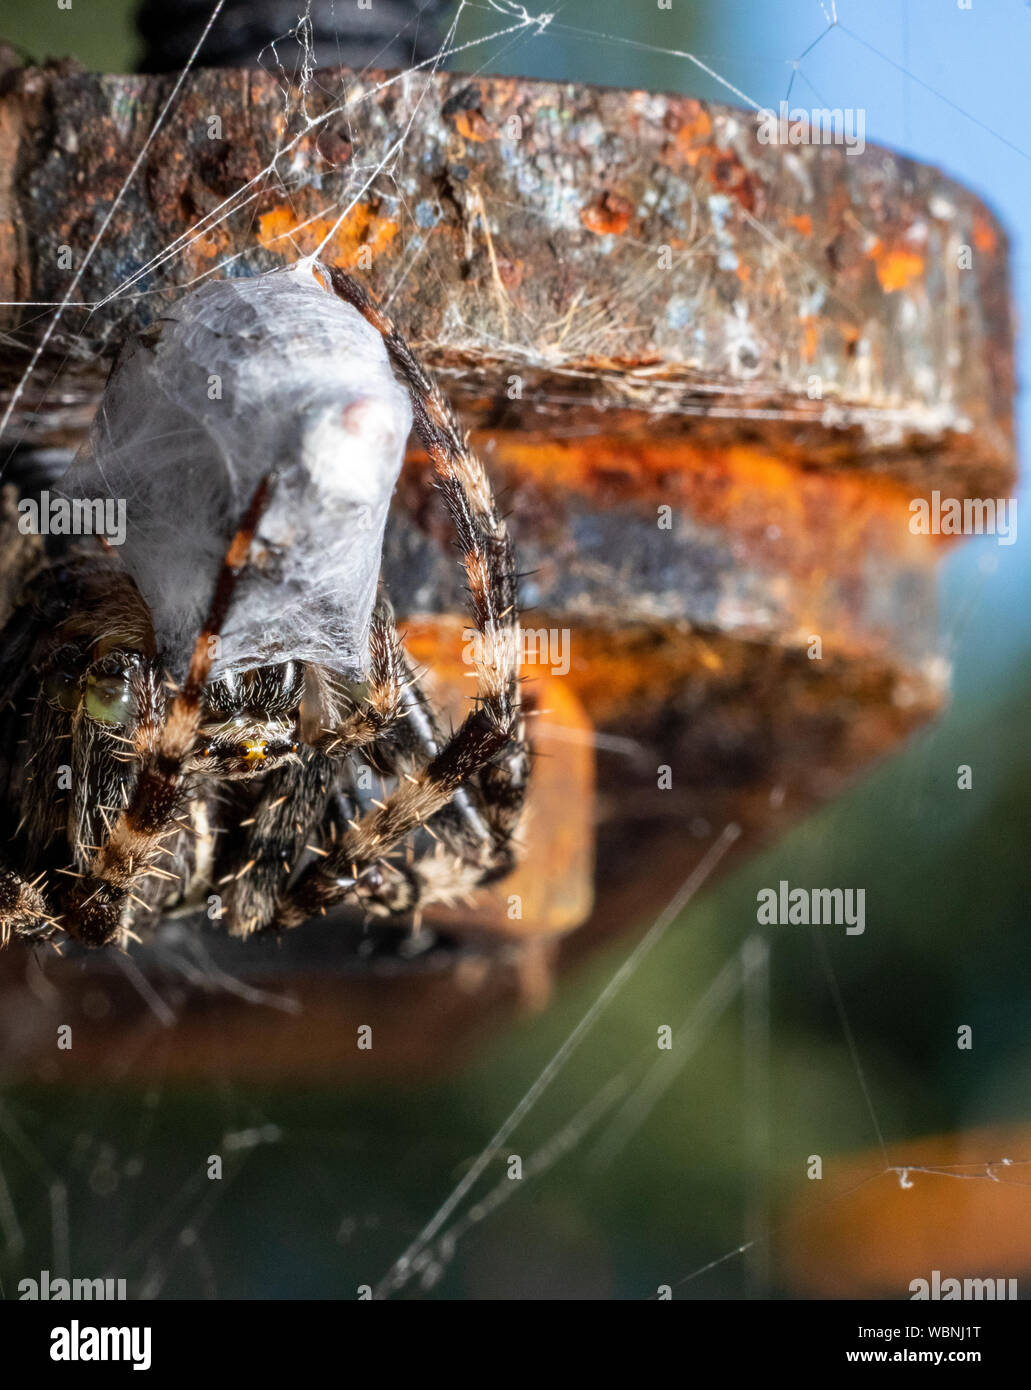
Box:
[45,669,80,712]
[84,672,133,725]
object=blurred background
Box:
[1,0,1029,1299]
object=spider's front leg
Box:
[59,478,274,948]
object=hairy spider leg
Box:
[227,597,512,932]
[59,475,275,947]
[0,864,57,945]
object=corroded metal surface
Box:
[386,436,945,681]
[0,62,1015,495]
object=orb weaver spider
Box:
[0,262,528,950]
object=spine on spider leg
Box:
[60,478,275,949]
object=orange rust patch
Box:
[192,227,232,262]
[973,212,997,253]
[660,111,760,211]
[557,626,731,726]
[257,203,399,268]
[452,433,946,663]
[789,214,813,237]
[580,191,634,236]
[399,431,945,716]
[482,434,915,517]
[869,239,925,293]
[454,109,493,142]
[403,425,964,552]
[672,102,713,161]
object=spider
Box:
[0,262,528,951]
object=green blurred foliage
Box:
[7,0,139,71]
